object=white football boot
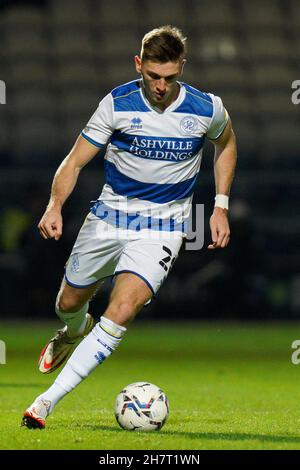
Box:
[21,398,51,429]
[38,313,94,374]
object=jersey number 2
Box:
[159,246,176,273]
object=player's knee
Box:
[107,298,142,326]
[56,293,82,314]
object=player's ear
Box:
[134,55,142,74]
[180,59,187,76]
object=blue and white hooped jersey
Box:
[81,79,228,233]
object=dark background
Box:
[0,0,299,320]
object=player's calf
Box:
[105,273,152,326]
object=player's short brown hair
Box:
[140,25,187,63]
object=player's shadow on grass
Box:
[161,431,300,444]
[81,425,300,444]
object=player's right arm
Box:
[38,136,101,240]
[38,93,114,240]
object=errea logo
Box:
[130,117,143,130]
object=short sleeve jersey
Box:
[81,80,229,227]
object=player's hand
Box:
[38,206,63,241]
[208,207,230,249]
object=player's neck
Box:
[143,82,180,111]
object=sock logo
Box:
[94,351,106,364]
[97,338,113,354]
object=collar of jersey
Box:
[139,80,186,114]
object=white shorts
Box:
[65,212,183,295]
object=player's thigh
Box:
[65,214,125,289]
[114,233,183,295]
[57,278,102,312]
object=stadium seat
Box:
[142,0,188,30]
[193,33,246,64]
[0,61,9,86]
[1,6,45,33]
[246,34,294,63]
[200,63,249,90]
[290,0,300,30]
[97,31,140,60]
[105,62,138,88]
[255,90,299,120]
[61,118,89,152]
[232,119,260,168]
[11,89,57,119]
[59,90,101,123]
[241,0,288,30]
[49,0,91,29]
[9,63,50,89]
[56,63,101,89]
[49,0,89,13]
[218,90,253,119]
[261,121,300,166]
[52,33,96,62]
[295,30,300,49]
[93,0,140,29]
[190,0,239,31]
[14,118,61,167]
[4,32,50,61]
[182,63,205,89]
[251,64,295,88]
[0,122,9,155]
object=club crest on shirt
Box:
[180,116,199,134]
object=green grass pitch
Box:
[1,321,300,450]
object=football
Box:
[114,382,169,431]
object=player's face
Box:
[135,57,185,109]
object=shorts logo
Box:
[83,126,90,134]
[130,117,143,130]
[71,254,80,273]
[180,116,199,134]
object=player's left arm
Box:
[208,119,237,249]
